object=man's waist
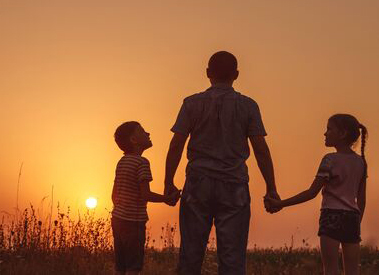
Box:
[186,164,249,182]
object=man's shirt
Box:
[171,85,267,182]
[112,154,153,221]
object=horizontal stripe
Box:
[112,154,152,221]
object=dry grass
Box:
[0,205,378,274]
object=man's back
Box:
[171,84,267,182]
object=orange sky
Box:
[1,0,378,247]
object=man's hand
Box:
[264,191,282,214]
[164,184,180,196]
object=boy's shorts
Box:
[111,216,146,272]
[318,208,361,244]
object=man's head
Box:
[114,121,152,154]
[207,51,239,84]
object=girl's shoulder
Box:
[320,152,336,162]
[323,152,364,168]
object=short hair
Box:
[114,121,140,153]
[208,51,238,81]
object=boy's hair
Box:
[114,121,140,153]
[208,51,238,81]
[329,114,368,179]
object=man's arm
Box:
[164,132,188,195]
[249,135,281,213]
[249,136,278,195]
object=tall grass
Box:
[0,204,378,274]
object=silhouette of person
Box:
[164,51,281,275]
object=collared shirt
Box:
[316,152,365,212]
[112,154,153,221]
[171,85,267,182]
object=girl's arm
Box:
[357,178,366,221]
[267,177,325,208]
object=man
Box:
[165,51,280,274]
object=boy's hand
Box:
[165,190,181,206]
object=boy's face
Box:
[130,125,152,150]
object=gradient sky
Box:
[1,0,378,247]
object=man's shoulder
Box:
[183,90,209,103]
[234,91,259,106]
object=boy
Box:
[112,121,180,275]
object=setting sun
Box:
[86,197,98,209]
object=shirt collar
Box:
[207,83,235,91]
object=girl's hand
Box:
[264,196,283,213]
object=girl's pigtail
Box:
[359,123,368,180]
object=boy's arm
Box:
[357,177,366,221]
[249,136,279,199]
[140,180,173,203]
[164,132,187,195]
[111,183,117,205]
[269,177,325,208]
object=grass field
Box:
[1,206,378,274]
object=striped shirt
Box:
[112,154,153,221]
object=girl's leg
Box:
[341,242,360,275]
[320,236,340,275]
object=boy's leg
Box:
[320,235,340,275]
[178,175,213,275]
[214,181,250,275]
[341,242,360,275]
[112,217,127,274]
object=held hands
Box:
[264,191,283,214]
[164,184,181,206]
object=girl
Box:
[265,114,368,275]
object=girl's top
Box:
[112,154,153,222]
[316,152,365,212]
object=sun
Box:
[86,197,98,209]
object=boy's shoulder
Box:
[119,154,150,165]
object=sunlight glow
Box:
[86,197,97,209]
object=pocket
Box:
[182,174,207,204]
[222,181,250,207]
[320,210,342,230]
